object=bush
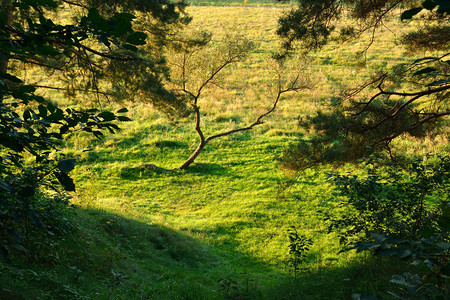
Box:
[325,155,450,245]
[324,154,450,299]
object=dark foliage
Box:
[286,226,313,278]
[323,155,450,298]
[277,0,450,169]
[0,0,188,261]
[325,155,450,245]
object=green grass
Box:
[3,4,447,299]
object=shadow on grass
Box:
[117,162,232,179]
[1,205,411,300]
[184,162,230,176]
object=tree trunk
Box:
[175,140,207,170]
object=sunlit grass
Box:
[61,5,444,297]
[3,5,446,299]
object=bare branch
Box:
[194,55,241,101]
[33,84,113,97]
[61,0,89,9]
[78,45,140,62]
[206,79,306,143]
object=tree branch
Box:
[61,0,89,9]
[33,84,113,97]
[206,78,305,143]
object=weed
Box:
[286,226,313,279]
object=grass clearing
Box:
[2,4,444,299]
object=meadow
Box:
[2,4,447,300]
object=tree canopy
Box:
[276,0,450,170]
[0,0,190,260]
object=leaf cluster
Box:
[277,0,450,57]
[325,154,450,245]
[323,154,450,298]
[0,71,131,261]
[0,0,172,261]
[1,0,191,113]
[286,226,313,278]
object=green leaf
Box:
[397,248,412,258]
[370,233,386,243]
[87,8,108,32]
[413,67,437,76]
[401,7,423,20]
[117,108,128,113]
[47,102,56,113]
[23,109,31,120]
[57,158,76,173]
[111,13,134,36]
[422,0,437,10]
[18,85,36,94]
[376,248,398,256]
[28,211,45,228]
[98,111,116,121]
[59,124,69,134]
[48,108,64,122]
[427,79,450,86]
[98,35,110,47]
[123,44,138,51]
[92,131,103,138]
[436,242,450,250]
[55,171,75,191]
[0,72,22,83]
[38,104,47,117]
[80,112,89,123]
[112,12,135,23]
[0,180,11,192]
[117,116,131,121]
[126,32,147,45]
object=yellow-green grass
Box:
[2,5,446,299]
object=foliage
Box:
[286,226,313,278]
[351,233,450,299]
[1,5,440,298]
[323,155,450,298]
[325,155,450,245]
[0,75,130,261]
[1,0,190,112]
[0,0,190,261]
[277,0,450,169]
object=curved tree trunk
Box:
[175,140,207,170]
[138,40,308,172]
[139,78,305,172]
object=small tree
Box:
[141,32,311,171]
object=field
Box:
[2,4,447,300]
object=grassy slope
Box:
[2,5,441,300]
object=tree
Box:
[275,0,450,170]
[0,0,189,260]
[141,32,311,171]
[275,2,450,297]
